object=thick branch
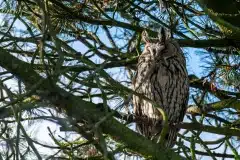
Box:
[178,39,240,48]
[175,122,240,137]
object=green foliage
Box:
[0,0,239,159]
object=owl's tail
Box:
[136,119,178,148]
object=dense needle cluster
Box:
[133,28,189,147]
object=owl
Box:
[133,28,189,147]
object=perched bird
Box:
[132,28,189,147]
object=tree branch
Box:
[0,47,184,160]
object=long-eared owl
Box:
[133,28,189,147]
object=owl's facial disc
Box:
[149,42,166,57]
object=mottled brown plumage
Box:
[133,28,189,147]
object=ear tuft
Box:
[158,27,165,43]
[142,30,150,43]
[158,27,171,43]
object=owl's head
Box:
[141,28,171,57]
[142,27,171,44]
